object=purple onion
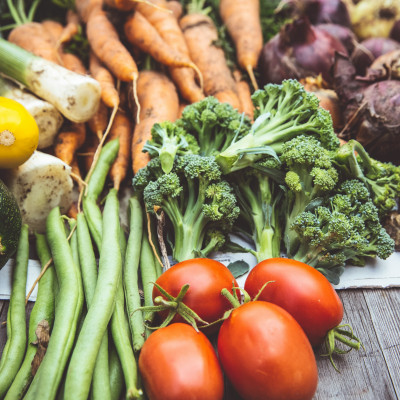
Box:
[303,0,351,27]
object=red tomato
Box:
[139,323,224,400]
[153,258,239,330]
[217,301,318,400]
[244,258,344,346]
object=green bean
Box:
[83,138,120,252]
[109,211,142,399]
[110,282,143,400]
[76,212,111,400]
[109,342,125,400]
[124,195,145,351]
[85,138,120,200]
[64,189,122,400]
[0,224,29,398]
[140,232,159,326]
[4,233,56,400]
[24,207,83,400]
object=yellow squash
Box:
[0,96,39,168]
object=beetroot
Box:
[258,18,347,85]
[333,53,400,164]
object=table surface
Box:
[1,288,400,399]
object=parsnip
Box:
[3,151,75,233]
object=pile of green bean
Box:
[0,139,162,400]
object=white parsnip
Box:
[3,151,75,233]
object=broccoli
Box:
[333,139,400,217]
[132,154,240,262]
[215,79,340,174]
[142,121,200,173]
[281,135,340,256]
[290,179,395,284]
[228,157,285,262]
[176,96,251,156]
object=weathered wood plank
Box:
[363,289,400,398]
[314,290,398,399]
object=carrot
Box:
[103,0,167,11]
[166,0,183,19]
[134,0,204,103]
[88,101,109,141]
[41,19,64,41]
[178,102,188,118]
[131,70,179,174]
[54,122,87,166]
[80,133,100,174]
[84,7,140,121]
[89,51,119,109]
[124,11,202,88]
[233,70,254,120]
[8,22,60,63]
[107,110,132,190]
[59,10,80,45]
[219,0,263,90]
[180,12,240,110]
[75,0,102,24]
[60,52,87,75]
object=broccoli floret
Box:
[215,79,340,174]
[229,156,285,262]
[177,96,251,157]
[133,154,240,262]
[281,135,340,255]
[143,121,200,173]
[290,179,395,284]
[333,139,400,217]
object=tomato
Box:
[217,301,318,400]
[153,258,239,330]
[244,258,344,347]
[138,323,224,400]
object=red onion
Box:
[258,18,348,85]
[333,53,400,164]
[351,37,400,75]
[303,0,351,27]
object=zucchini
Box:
[0,178,22,269]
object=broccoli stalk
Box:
[333,139,400,217]
[281,135,339,256]
[290,180,395,284]
[229,158,285,262]
[133,154,240,263]
[215,79,340,174]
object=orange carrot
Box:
[59,10,80,44]
[132,70,179,174]
[80,132,100,173]
[8,22,60,63]
[124,11,202,86]
[180,12,240,110]
[54,122,87,166]
[166,0,183,19]
[86,8,139,84]
[134,0,204,103]
[107,109,133,190]
[75,0,102,23]
[87,100,110,140]
[178,102,188,118]
[233,70,254,120]
[89,51,119,109]
[219,0,263,90]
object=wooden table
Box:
[1,288,400,399]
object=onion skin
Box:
[351,37,400,75]
[259,18,348,85]
[333,52,400,164]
